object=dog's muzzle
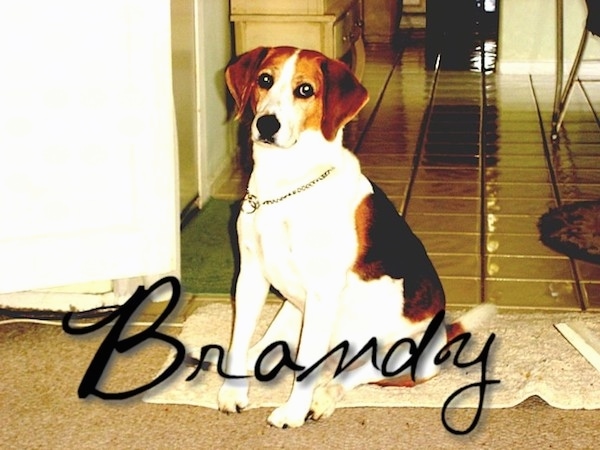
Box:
[256,114,281,144]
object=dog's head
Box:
[226,46,369,148]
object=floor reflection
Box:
[213,33,600,312]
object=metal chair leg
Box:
[552,0,564,141]
[552,29,590,141]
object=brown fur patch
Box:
[294,52,325,133]
[297,49,368,140]
[225,47,269,118]
[445,321,465,342]
[250,47,298,112]
[370,371,439,388]
[352,185,445,324]
[402,278,445,323]
[371,373,418,388]
[352,194,385,280]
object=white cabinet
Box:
[230,0,365,77]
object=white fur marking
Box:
[252,51,300,148]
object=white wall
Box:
[499,0,600,74]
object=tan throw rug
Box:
[143,303,600,411]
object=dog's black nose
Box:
[256,114,280,143]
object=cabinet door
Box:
[0,1,178,303]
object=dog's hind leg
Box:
[309,362,381,420]
[309,321,448,420]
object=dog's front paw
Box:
[267,403,309,429]
[218,380,249,413]
[309,382,344,421]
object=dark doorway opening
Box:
[425,0,500,72]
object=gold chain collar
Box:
[241,167,335,214]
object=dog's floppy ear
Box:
[320,58,369,141]
[225,47,270,119]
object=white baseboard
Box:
[498,59,600,77]
[0,290,117,313]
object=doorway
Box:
[171,0,200,218]
[426,0,500,71]
[171,0,235,228]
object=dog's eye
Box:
[294,83,314,99]
[257,73,274,90]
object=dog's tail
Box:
[446,303,497,341]
[371,304,497,388]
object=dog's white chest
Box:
[237,193,359,306]
[238,208,307,302]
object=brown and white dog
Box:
[219,46,494,428]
